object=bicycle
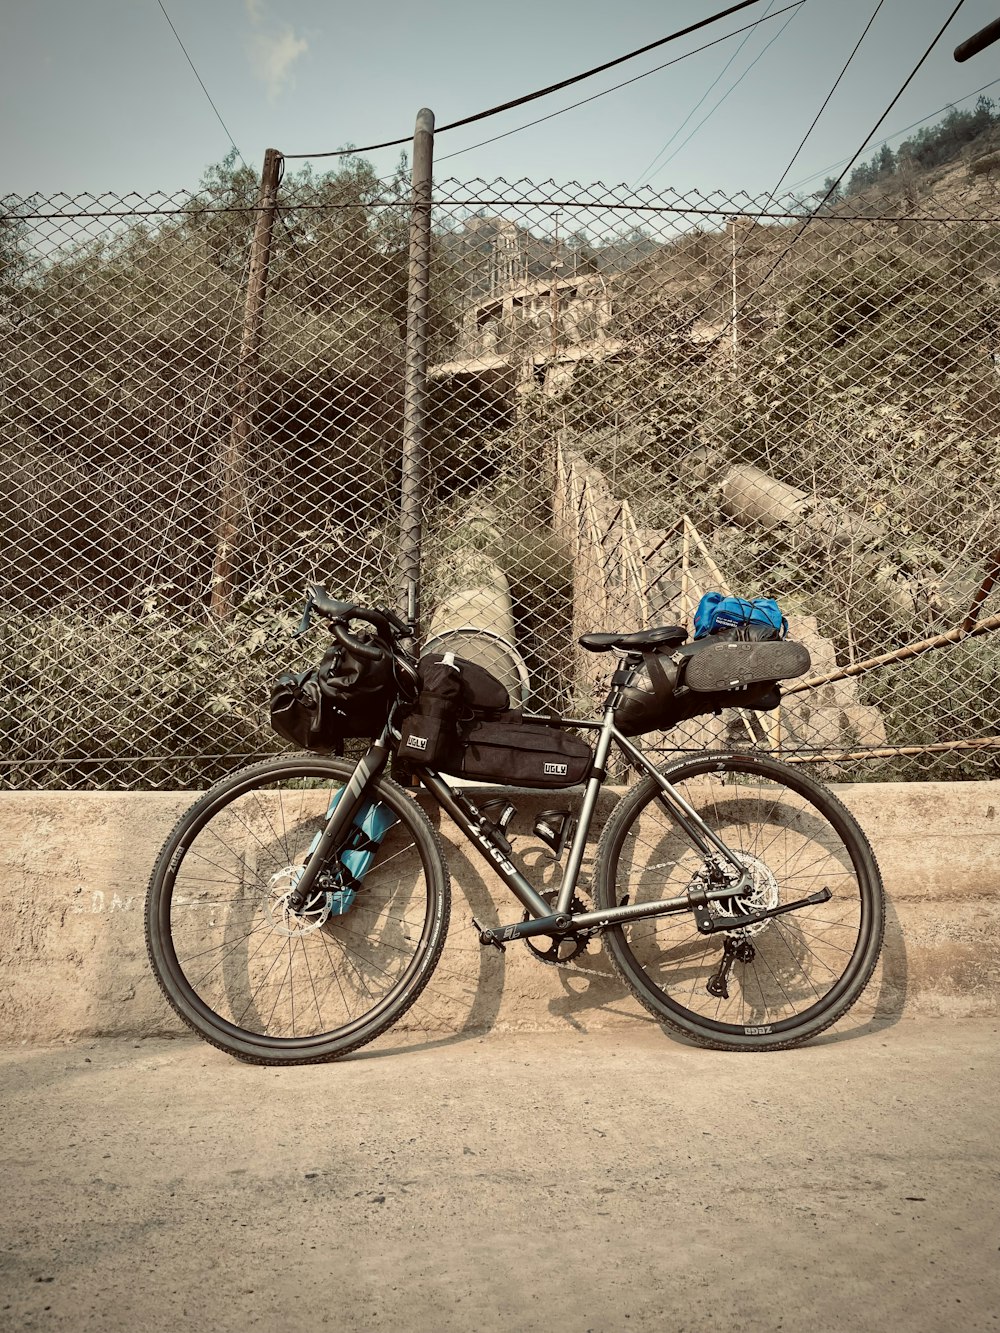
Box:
[145,587,885,1064]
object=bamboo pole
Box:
[783,612,1000,696]
[783,736,1000,763]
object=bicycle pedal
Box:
[470,917,506,952]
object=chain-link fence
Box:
[1,160,410,788]
[3,133,1000,789]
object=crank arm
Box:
[693,887,833,936]
[473,912,571,950]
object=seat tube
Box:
[555,705,618,916]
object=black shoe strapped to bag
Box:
[615,633,811,737]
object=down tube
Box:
[419,771,553,919]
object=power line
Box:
[436,0,805,168]
[638,0,804,189]
[727,0,886,273]
[633,0,780,189]
[759,0,886,206]
[156,0,249,173]
[728,0,969,333]
[280,0,772,161]
[784,76,1000,194]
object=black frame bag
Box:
[396,653,512,766]
[448,714,592,789]
[397,654,592,788]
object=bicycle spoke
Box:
[148,758,448,1059]
[598,754,882,1048]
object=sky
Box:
[2,0,999,205]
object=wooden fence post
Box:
[210,147,281,620]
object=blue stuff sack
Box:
[693,593,788,641]
[305,790,398,916]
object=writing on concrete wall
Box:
[68,889,137,913]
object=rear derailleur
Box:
[706,935,756,999]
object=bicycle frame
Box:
[418,705,755,945]
[297,647,760,939]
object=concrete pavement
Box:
[1,1019,998,1333]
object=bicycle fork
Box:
[286,742,390,911]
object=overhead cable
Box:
[784,76,1000,194]
[436,0,806,167]
[637,0,804,188]
[156,0,249,173]
[729,0,886,269]
[726,0,969,330]
[756,0,885,205]
[280,0,773,160]
[633,0,780,189]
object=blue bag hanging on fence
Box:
[692,592,788,641]
[305,790,398,916]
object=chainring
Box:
[522,891,589,965]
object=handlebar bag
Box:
[270,639,396,750]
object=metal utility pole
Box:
[211,146,281,621]
[730,215,739,366]
[399,108,434,634]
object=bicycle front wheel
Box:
[145,755,450,1064]
[594,752,884,1050]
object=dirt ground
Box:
[1,1019,998,1333]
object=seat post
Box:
[601,651,643,713]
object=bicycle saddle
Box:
[579,625,688,653]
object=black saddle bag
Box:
[615,637,810,737]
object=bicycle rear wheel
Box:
[145,755,450,1064]
[594,752,884,1050]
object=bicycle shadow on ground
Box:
[352,838,511,1062]
[352,843,909,1061]
[808,887,908,1047]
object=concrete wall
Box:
[2,781,999,1045]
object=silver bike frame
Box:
[415,704,754,934]
[315,651,756,934]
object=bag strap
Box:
[642,651,677,704]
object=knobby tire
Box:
[145,755,450,1065]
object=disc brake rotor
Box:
[712,851,779,937]
[264,866,332,937]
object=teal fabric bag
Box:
[306,791,398,916]
[693,593,787,640]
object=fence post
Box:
[210,146,281,621]
[399,108,435,634]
